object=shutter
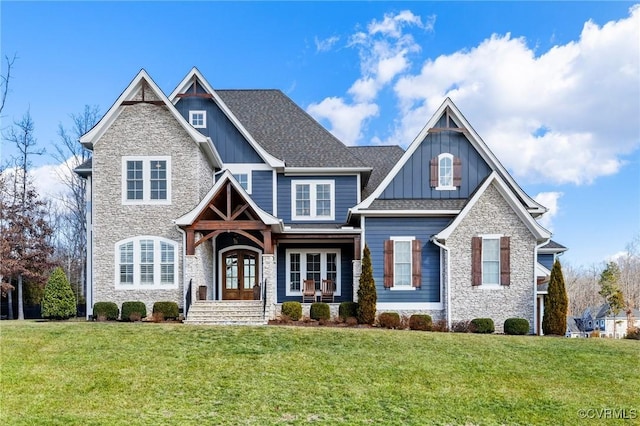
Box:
[500,236,511,285]
[453,156,462,187]
[383,240,394,288]
[471,236,482,286]
[412,239,422,288]
[430,157,438,187]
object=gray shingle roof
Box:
[540,240,568,251]
[348,145,404,198]
[367,198,468,211]
[74,157,92,177]
[216,90,368,169]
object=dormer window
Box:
[430,153,461,190]
[189,110,206,128]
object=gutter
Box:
[431,237,451,330]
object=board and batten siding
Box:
[380,130,491,200]
[276,175,358,224]
[364,216,450,303]
[175,96,263,164]
[276,243,354,303]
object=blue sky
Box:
[1,1,638,267]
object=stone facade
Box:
[446,183,537,333]
[91,100,213,315]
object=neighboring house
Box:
[566,316,585,338]
[582,304,640,338]
[77,68,565,332]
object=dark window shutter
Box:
[453,156,462,187]
[471,236,482,286]
[412,239,422,288]
[430,157,438,187]
[383,240,394,288]
[500,236,510,285]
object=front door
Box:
[222,250,258,300]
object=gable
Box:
[379,129,491,200]
[175,92,264,164]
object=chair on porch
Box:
[320,279,335,303]
[302,279,316,303]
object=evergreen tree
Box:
[599,262,626,337]
[542,259,568,335]
[41,267,76,320]
[357,244,377,324]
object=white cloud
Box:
[534,191,563,232]
[306,97,379,145]
[389,5,640,185]
[314,35,340,52]
[308,11,433,144]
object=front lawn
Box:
[1,322,638,425]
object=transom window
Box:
[189,110,206,128]
[482,237,500,285]
[291,180,335,221]
[285,249,340,296]
[115,237,178,288]
[122,156,171,204]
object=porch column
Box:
[352,259,362,302]
[262,254,277,320]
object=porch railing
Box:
[185,279,192,317]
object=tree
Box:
[41,267,76,320]
[599,262,626,337]
[542,259,568,335]
[52,105,99,300]
[0,53,16,116]
[357,244,377,325]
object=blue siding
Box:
[251,170,273,214]
[538,253,554,270]
[381,131,491,199]
[277,243,354,303]
[365,217,451,303]
[175,97,263,163]
[277,175,357,224]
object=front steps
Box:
[184,300,267,325]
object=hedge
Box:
[152,301,179,320]
[338,302,358,320]
[504,318,529,335]
[471,318,495,334]
[93,302,119,321]
[281,301,302,321]
[378,312,401,329]
[409,314,432,331]
[310,302,330,320]
[121,301,147,322]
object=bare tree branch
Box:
[0,53,17,116]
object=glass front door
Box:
[222,250,258,300]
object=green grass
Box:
[1,322,639,425]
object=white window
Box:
[482,236,500,285]
[189,110,206,128]
[285,249,340,296]
[291,180,335,221]
[115,237,178,289]
[233,173,249,192]
[391,236,414,289]
[122,156,171,205]
[437,153,455,190]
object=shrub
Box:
[281,301,302,321]
[409,314,432,331]
[339,302,358,320]
[41,267,77,320]
[625,327,640,340]
[504,318,530,335]
[542,259,568,335]
[345,316,358,326]
[378,312,401,329]
[310,302,330,320]
[471,318,495,334]
[451,320,474,333]
[357,245,377,324]
[93,302,119,321]
[121,301,147,322]
[152,301,179,320]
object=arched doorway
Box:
[222,249,259,300]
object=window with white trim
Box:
[430,153,461,190]
[291,180,335,221]
[438,153,454,189]
[115,237,178,288]
[392,237,413,289]
[233,173,249,192]
[285,249,340,296]
[122,156,171,204]
[189,110,206,128]
[482,237,500,285]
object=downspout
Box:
[175,224,189,314]
[534,238,550,335]
[431,237,451,330]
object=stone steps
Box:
[184,300,267,326]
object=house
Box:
[77,67,565,332]
[565,316,586,338]
[582,304,640,338]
